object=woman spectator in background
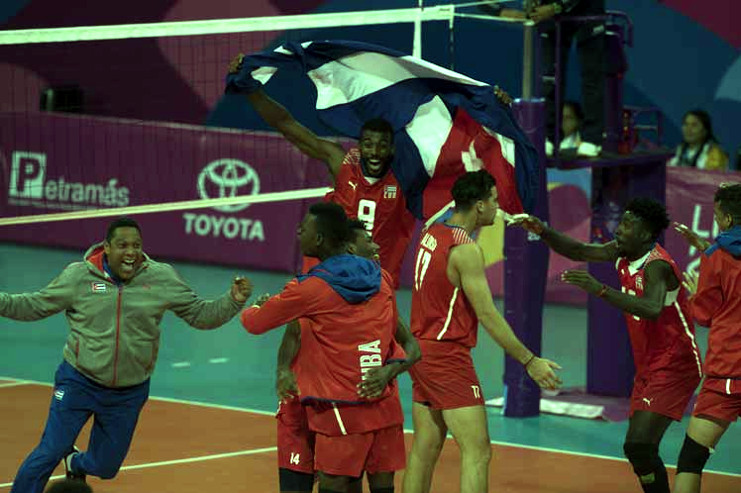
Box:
[669,109,728,171]
[546,101,585,155]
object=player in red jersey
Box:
[672,184,741,493]
[516,197,703,493]
[404,170,562,493]
[241,203,407,493]
[274,219,421,493]
[227,54,415,288]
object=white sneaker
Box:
[63,446,86,482]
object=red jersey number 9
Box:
[358,199,376,232]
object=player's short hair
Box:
[624,198,670,241]
[361,118,394,142]
[452,170,497,211]
[308,202,352,250]
[347,219,368,238]
[106,216,141,243]
[714,183,741,223]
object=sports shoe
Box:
[63,446,86,482]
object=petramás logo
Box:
[184,159,265,242]
[7,151,129,209]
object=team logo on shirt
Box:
[54,389,65,401]
[90,282,107,293]
[348,181,358,191]
[635,276,643,290]
[383,185,397,199]
[358,339,383,379]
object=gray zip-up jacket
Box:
[0,242,244,388]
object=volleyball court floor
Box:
[1,244,739,492]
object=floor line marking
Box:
[1,376,739,478]
[0,446,277,488]
[0,381,31,389]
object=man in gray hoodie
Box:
[3,217,253,493]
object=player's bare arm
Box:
[393,316,421,367]
[245,89,346,179]
[561,260,676,320]
[515,214,619,262]
[276,320,301,400]
[673,221,711,252]
[451,243,562,390]
[228,53,346,178]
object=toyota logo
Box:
[197,159,260,213]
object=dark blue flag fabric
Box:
[226,40,538,219]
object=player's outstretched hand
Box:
[509,214,546,234]
[500,8,527,20]
[357,365,395,399]
[251,293,270,307]
[494,85,513,106]
[526,357,562,391]
[231,276,253,303]
[529,4,557,23]
[276,368,299,401]
[673,222,711,252]
[683,270,699,296]
[560,270,601,294]
[228,53,245,74]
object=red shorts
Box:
[630,369,701,421]
[276,397,315,474]
[692,379,741,423]
[314,425,406,477]
[410,340,484,410]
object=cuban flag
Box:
[226,40,538,220]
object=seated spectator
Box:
[669,109,728,171]
[546,101,590,155]
[45,479,93,493]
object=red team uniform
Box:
[615,244,704,420]
[242,262,406,477]
[327,148,415,288]
[409,224,485,409]
[278,148,414,476]
[689,236,741,422]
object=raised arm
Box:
[561,260,677,320]
[227,54,346,177]
[0,265,78,321]
[690,255,722,327]
[244,89,346,179]
[240,279,318,335]
[517,215,619,262]
[451,243,562,390]
[167,268,247,330]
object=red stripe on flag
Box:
[422,108,524,219]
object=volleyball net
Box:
[0,3,531,271]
